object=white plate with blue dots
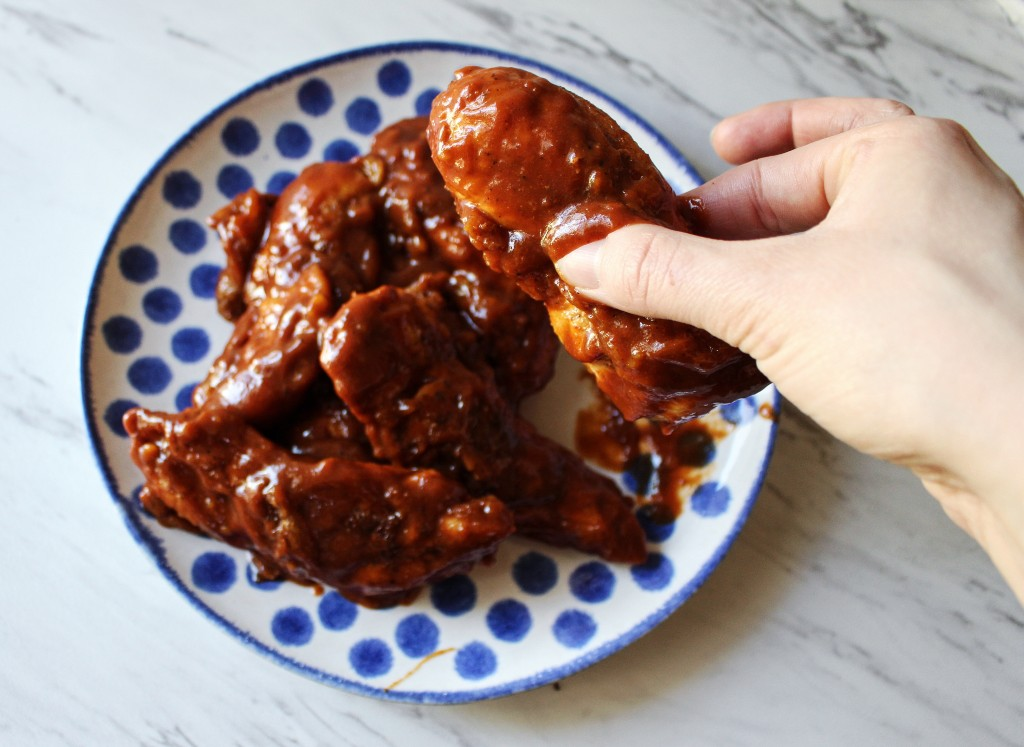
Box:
[81,41,779,704]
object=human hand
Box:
[555,98,1024,602]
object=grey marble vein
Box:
[701,0,913,99]
[450,0,724,121]
[1,2,105,48]
[537,17,724,121]
[0,365,83,444]
[163,24,249,67]
[42,71,92,113]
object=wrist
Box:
[922,474,1024,606]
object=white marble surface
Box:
[2,0,1022,744]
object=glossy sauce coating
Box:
[125,406,513,608]
[192,264,332,426]
[404,269,558,405]
[320,283,647,563]
[428,66,768,425]
[207,188,275,321]
[268,375,373,462]
[370,116,482,282]
[371,117,558,403]
[126,115,649,606]
[245,160,383,308]
[576,389,726,524]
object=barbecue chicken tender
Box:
[370,117,559,404]
[192,264,332,426]
[427,66,768,425]
[124,406,514,607]
[245,160,384,309]
[124,112,664,611]
[207,188,275,322]
[267,374,374,462]
[369,115,482,282]
[319,283,647,564]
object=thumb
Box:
[554,223,795,356]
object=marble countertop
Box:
[3,0,1022,744]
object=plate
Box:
[81,41,778,703]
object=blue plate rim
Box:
[79,39,778,704]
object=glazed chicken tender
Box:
[427,66,768,425]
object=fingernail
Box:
[554,241,603,290]
[709,117,736,149]
[712,118,729,147]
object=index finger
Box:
[684,98,916,239]
[711,97,915,165]
[681,136,840,239]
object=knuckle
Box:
[927,117,972,145]
[906,115,965,140]
[818,98,915,142]
[840,114,971,171]
[617,227,660,306]
[874,98,915,118]
[746,160,785,235]
[884,114,969,147]
[608,225,682,313]
[835,98,913,135]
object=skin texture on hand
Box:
[555,98,1024,604]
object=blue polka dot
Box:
[377,60,412,96]
[691,481,732,517]
[174,381,197,412]
[349,638,393,678]
[217,164,254,198]
[298,78,334,116]
[245,563,283,591]
[323,139,359,163]
[272,607,314,646]
[630,552,674,591]
[171,327,210,363]
[676,429,716,467]
[101,315,142,354]
[553,610,597,649]
[512,551,558,595]
[275,122,312,158]
[318,591,358,631]
[189,263,220,299]
[103,398,138,438]
[162,170,202,209]
[221,117,260,156]
[345,97,381,135]
[267,171,296,194]
[142,287,182,324]
[191,551,236,593]
[569,562,616,604]
[168,219,207,254]
[637,505,676,543]
[395,613,439,657]
[127,356,172,395]
[486,599,531,642]
[414,88,441,117]
[119,245,158,283]
[430,574,476,616]
[622,454,655,496]
[455,642,496,680]
[720,396,756,425]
